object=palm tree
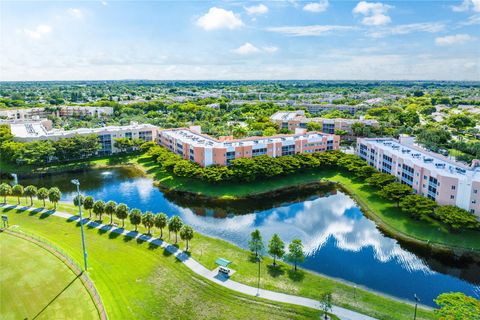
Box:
[12,184,24,205]
[142,211,155,235]
[105,200,117,225]
[115,203,129,228]
[83,196,94,218]
[48,187,61,210]
[24,185,37,206]
[129,209,142,231]
[154,212,168,238]
[73,194,84,208]
[37,187,48,207]
[92,200,105,221]
[0,183,12,204]
[180,225,194,251]
[168,215,183,243]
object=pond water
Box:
[12,167,480,307]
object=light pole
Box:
[413,294,420,320]
[256,256,261,296]
[71,179,88,272]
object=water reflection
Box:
[10,167,480,306]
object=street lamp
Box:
[71,179,88,272]
[413,294,420,320]
[256,256,261,296]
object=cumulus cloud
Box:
[303,0,329,13]
[435,34,474,46]
[369,22,445,38]
[353,1,393,26]
[244,4,268,15]
[196,7,244,31]
[232,42,278,55]
[67,8,85,19]
[267,25,354,36]
[451,0,480,12]
[22,25,52,40]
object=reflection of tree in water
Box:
[162,182,337,216]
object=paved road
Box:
[3,204,376,320]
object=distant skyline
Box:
[1,0,479,81]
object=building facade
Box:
[270,110,378,137]
[159,126,340,167]
[356,136,480,217]
[0,106,113,121]
[9,122,157,155]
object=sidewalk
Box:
[2,204,376,320]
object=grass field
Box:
[0,203,329,320]
[0,232,99,320]
[1,198,436,320]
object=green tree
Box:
[268,233,285,267]
[48,187,61,210]
[433,205,480,232]
[400,194,437,220]
[434,292,480,320]
[379,183,412,207]
[248,229,265,258]
[0,183,12,204]
[105,200,117,225]
[262,127,277,136]
[12,184,24,205]
[24,185,37,206]
[355,165,376,179]
[319,292,333,320]
[287,239,305,271]
[115,203,129,228]
[180,225,194,251]
[447,114,475,130]
[73,194,84,208]
[168,215,183,243]
[154,212,168,238]
[83,196,94,218]
[365,172,396,188]
[92,200,105,221]
[37,187,48,207]
[129,208,142,231]
[142,211,155,234]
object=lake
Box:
[12,166,480,307]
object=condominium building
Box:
[9,122,157,155]
[356,135,480,216]
[0,106,113,121]
[158,126,340,167]
[270,110,378,137]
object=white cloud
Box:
[67,8,85,19]
[303,0,329,13]
[244,4,268,15]
[369,22,445,38]
[435,34,474,46]
[451,0,480,12]
[461,14,480,25]
[22,25,52,40]
[101,1,108,6]
[267,25,354,36]
[196,7,244,31]
[232,43,278,55]
[353,1,393,26]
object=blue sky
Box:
[1,0,479,81]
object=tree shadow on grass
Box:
[108,230,122,239]
[287,268,305,282]
[98,225,112,235]
[123,231,137,242]
[28,208,44,216]
[148,241,160,250]
[267,264,285,278]
[39,210,55,219]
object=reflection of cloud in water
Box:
[118,179,154,203]
[177,193,433,274]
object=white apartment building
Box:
[356,136,480,217]
[9,122,157,155]
[0,106,113,121]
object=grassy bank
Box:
[129,155,480,251]
[0,202,326,320]
[2,198,435,320]
[0,232,99,320]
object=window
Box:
[475,190,478,194]
[451,185,456,190]
[471,209,475,214]
[450,195,455,199]
[472,200,477,204]
[424,175,427,179]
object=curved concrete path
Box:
[2,204,376,320]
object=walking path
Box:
[2,204,376,320]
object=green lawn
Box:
[131,155,480,251]
[1,198,436,320]
[0,203,327,320]
[0,232,99,320]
